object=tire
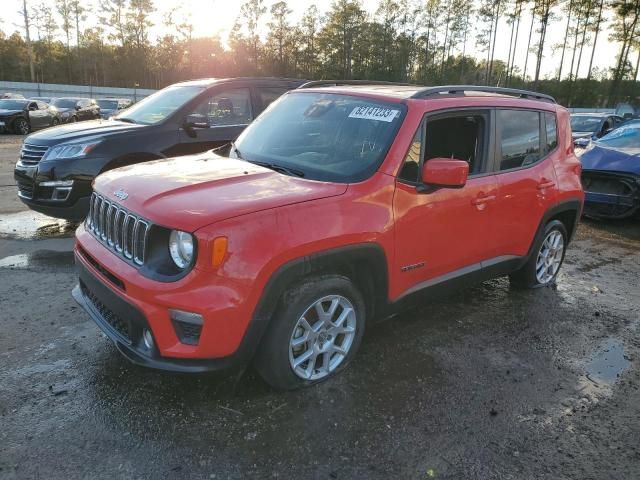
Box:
[70,116,77,123]
[510,220,568,289]
[13,118,30,135]
[254,275,366,390]
[52,118,59,126]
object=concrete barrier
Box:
[0,81,157,102]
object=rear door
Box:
[392,109,500,296]
[491,109,559,258]
[172,87,253,157]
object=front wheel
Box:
[51,118,59,126]
[510,220,568,288]
[254,275,366,390]
[13,118,30,135]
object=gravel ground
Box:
[0,137,638,479]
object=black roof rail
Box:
[410,85,556,103]
[299,80,414,89]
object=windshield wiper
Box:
[249,160,305,178]
[116,117,137,124]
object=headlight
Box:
[169,230,194,269]
[43,141,100,161]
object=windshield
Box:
[114,85,204,125]
[0,100,26,110]
[52,98,78,108]
[97,99,119,109]
[570,116,602,133]
[232,92,405,182]
[596,125,640,149]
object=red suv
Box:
[73,84,584,389]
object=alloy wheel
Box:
[16,119,29,135]
[535,230,564,284]
[289,295,357,380]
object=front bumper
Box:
[582,170,640,219]
[14,158,101,221]
[73,226,259,372]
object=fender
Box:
[232,243,390,366]
[100,152,166,173]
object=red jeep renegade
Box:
[73,84,584,389]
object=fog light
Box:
[142,328,154,350]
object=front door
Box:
[392,109,499,299]
[171,87,254,157]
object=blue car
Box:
[580,123,640,219]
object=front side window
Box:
[398,112,487,183]
[233,92,405,183]
[545,112,558,153]
[498,110,541,170]
[114,85,205,125]
[189,88,252,127]
[259,87,289,111]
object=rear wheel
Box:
[69,115,77,123]
[51,118,59,126]
[510,220,568,288]
[13,118,30,135]
[254,275,366,390]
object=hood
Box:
[94,154,348,231]
[572,131,595,139]
[580,144,640,175]
[0,109,23,116]
[25,119,144,145]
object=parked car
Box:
[97,98,132,119]
[71,84,584,389]
[50,97,100,123]
[14,77,305,220]
[580,122,640,219]
[1,93,25,99]
[571,113,625,148]
[0,99,60,135]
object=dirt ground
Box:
[0,136,638,479]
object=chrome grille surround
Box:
[18,143,49,166]
[86,192,150,266]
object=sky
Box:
[3,0,623,80]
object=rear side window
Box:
[498,110,541,170]
[545,112,558,153]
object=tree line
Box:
[3,0,640,107]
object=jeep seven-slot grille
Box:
[86,192,150,265]
[19,143,49,166]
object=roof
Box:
[174,77,306,87]
[297,82,556,103]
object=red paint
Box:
[75,88,584,362]
[422,158,469,187]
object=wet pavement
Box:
[0,138,639,479]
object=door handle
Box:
[471,194,496,206]
[537,179,556,190]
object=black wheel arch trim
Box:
[527,198,582,259]
[236,242,389,366]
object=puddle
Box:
[0,211,78,240]
[586,338,630,385]
[0,250,74,269]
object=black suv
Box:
[15,77,304,220]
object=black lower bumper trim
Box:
[20,195,91,221]
[73,254,243,373]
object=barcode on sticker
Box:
[348,106,399,122]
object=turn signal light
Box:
[211,236,228,267]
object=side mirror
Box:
[184,114,209,129]
[419,158,469,191]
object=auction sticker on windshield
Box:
[348,106,400,122]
